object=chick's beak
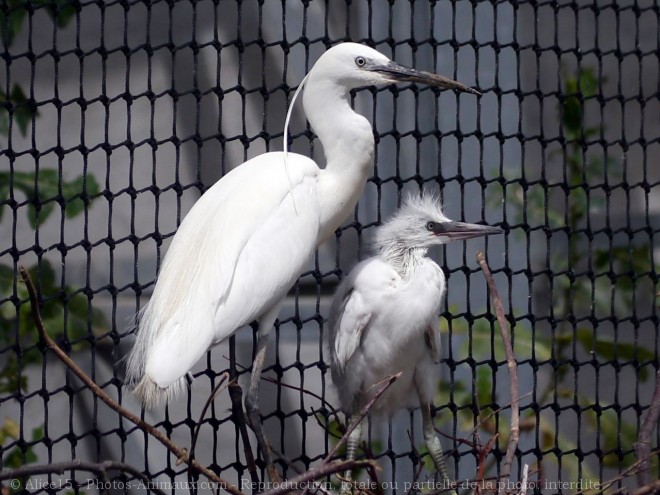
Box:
[433,221,503,241]
[371,61,481,95]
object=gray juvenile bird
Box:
[328,193,502,491]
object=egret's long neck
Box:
[380,244,428,278]
[303,77,374,244]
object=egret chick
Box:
[328,193,501,491]
[125,43,479,479]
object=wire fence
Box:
[0,1,658,494]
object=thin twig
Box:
[475,434,499,495]
[326,373,400,465]
[188,372,230,490]
[630,479,660,495]
[261,375,342,424]
[299,373,400,495]
[477,252,520,494]
[465,391,533,440]
[270,447,334,495]
[259,459,377,495]
[18,266,244,495]
[226,354,343,424]
[573,449,660,495]
[0,459,167,495]
[635,370,660,486]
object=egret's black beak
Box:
[371,61,481,96]
[432,221,502,240]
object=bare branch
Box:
[224,354,342,424]
[630,480,660,495]
[0,459,167,495]
[635,370,660,486]
[465,392,532,440]
[270,448,334,495]
[323,373,400,469]
[18,266,244,495]
[573,449,660,495]
[299,373,400,495]
[476,252,520,495]
[261,375,342,424]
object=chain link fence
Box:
[0,1,658,493]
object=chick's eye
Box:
[355,56,366,67]
[426,222,436,231]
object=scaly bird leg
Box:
[421,402,456,495]
[245,306,282,483]
[339,416,363,495]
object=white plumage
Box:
[124,41,478,479]
[127,153,320,403]
[328,193,501,490]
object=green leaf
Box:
[578,68,599,98]
[8,170,99,226]
[464,319,495,358]
[576,328,655,381]
[0,1,27,47]
[0,417,20,445]
[10,84,37,136]
[0,355,27,394]
[30,425,44,442]
[62,174,100,218]
[463,319,552,362]
[2,426,45,469]
[10,170,58,227]
[32,0,77,28]
[582,397,638,468]
[0,172,10,223]
[0,263,14,296]
[560,68,598,139]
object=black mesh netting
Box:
[0,1,658,494]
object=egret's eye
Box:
[355,56,366,68]
[426,222,436,231]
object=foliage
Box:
[0,84,37,137]
[442,67,655,484]
[0,170,100,228]
[0,3,101,485]
[0,0,76,47]
[1,0,76,139]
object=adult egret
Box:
[125,42,479,477]
[328,193,501,492]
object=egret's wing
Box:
[330,286,372,371]
[153,154,311,317]
[127,152,320,402]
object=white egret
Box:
[328,193,501,492]
[125,42,479,478]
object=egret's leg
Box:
[421,402,455,493]
[245,304,282,483]
[340,417,362,495]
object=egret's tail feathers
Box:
[124,306,188,409]
[131,374,188,409]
